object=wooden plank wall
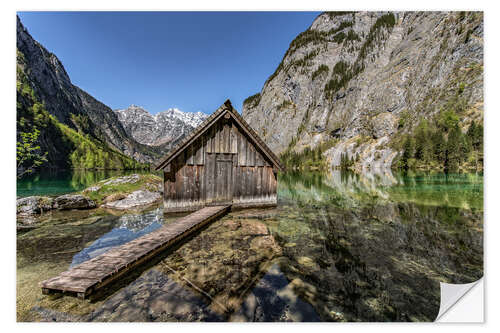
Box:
[164,117,277,212]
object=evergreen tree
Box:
[439,109,460,131]
[431,130,446,162]
[401,136,415,170]
[467,120,483,151]
[414,120,432,162]
[476,123,484,151]
[445,124,462,172]
[461,133,472,157]
[84,150,95,169]
[103,152,109,169]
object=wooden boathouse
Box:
[154,99,283,212]
[39,100,283,298]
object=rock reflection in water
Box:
[268,170,483,321]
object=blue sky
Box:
[17,11,320,115]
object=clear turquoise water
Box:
[16,169,483,322]
[16,169,153,197]
[279,170,483,211]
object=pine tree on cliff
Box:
[401,136,415,170]
[445,124,462,172]
[467,120,483,151]
[431,130,446,162]
[415,120,432,163]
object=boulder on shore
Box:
[16,196,54,215]
[102,190,161,210]
[54,194,96,210]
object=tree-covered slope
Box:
[16,55,147,175]
[16,15,162,175]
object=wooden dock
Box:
[40,205,230,298]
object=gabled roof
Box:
[154,99,283,171]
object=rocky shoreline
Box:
[17,174,163,222]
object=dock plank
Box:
[39,205,230,298]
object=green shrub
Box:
[346,30,361,42]
[325,11,355,20]
[243,93,261,108]
[312,64,329,81]
[332,32,346,43]
[438,109,460,131]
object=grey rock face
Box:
[242,12,483,169]
[54,194,96,210]
[371,112,398,139]
[16,196,54,215]
[102,190,161,210]
[114,105,207,146]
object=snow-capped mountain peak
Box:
[114,105,208,146]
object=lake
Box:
[16,169,483,322]
[16,169,158,198]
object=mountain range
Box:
[16,12,483,174]
[114,105,207,146]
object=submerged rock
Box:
[16,196,54,215]
[102,190,161,210]
[54,194,96,210]
[240,220,269,236]
[223,220,241,231]
[88,269,223,322]
[230,264,320,322]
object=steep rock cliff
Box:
[16,16,160,165]
[242,11,483,169]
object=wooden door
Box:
[214,153,233,204]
